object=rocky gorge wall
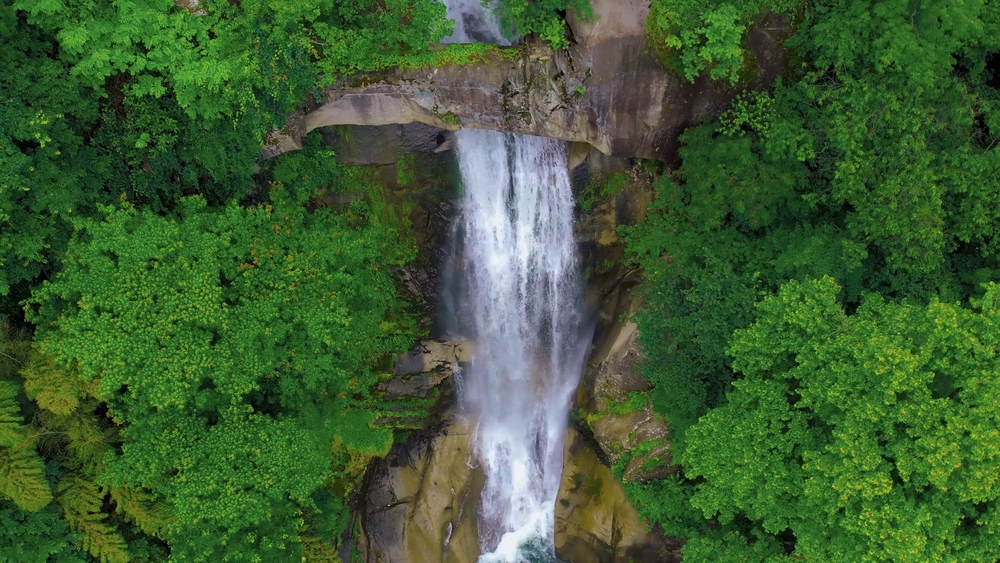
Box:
[327,139,683,563]
[308,2,792,560]
[267,0,789,162]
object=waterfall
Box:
[440,0,508,45]
[449,129,590,562]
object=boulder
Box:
[391,339,474,377]
[377,372,451,402]
[578,315,676,482]
[356,419,483,563]
[372,340,475,419]
[555,427,682,563]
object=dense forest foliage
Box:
[1,0,588,558]
[0,0,486,560]
[3,0,999,561]
[624,0,1000,560]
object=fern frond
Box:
[80,522,130,563]
[0,437,53,511]
[21,351,81,416]
[300,535,342,563]
[110,485,174,539]
[57,475,130,563]
[56,475,102,518]
[0,380,27,447]
[0,322,30,379]
[33,403,116,477]
[63,410,113,475]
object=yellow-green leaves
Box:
[27,179,416,560]
[56,476,129,563]
[0,381,26,447]
[21,350,88,417]
[0,436,52,513]
[682,278,1000,562]
[0,366,54,513]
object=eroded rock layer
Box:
[267,1,788,160]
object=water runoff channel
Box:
[447,129,591,562]
[446,129,591,563]
[438,4,593,561]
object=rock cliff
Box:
[331,3,792,559]
[266,0,788,161]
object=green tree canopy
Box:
[0,0,453,313]
[623,0,1000,557]
[625,0,1000,440]
[25,177,416,560]
[682,277,1000,562]
[493,0,591,49]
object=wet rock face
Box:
[573,156,676,483]
[579,315,676,483]
[572,153,651,348]
[565,0,648,42]
[266,2,789,161]
[555,428,682,563]
[349,131,681,563]
[392,339,474,378]
[356,420,483,563]
[303,122,462,335]
[320,123,452,167]
[373,339,472,428]
[355,424,680,563]
[351,344,480,562]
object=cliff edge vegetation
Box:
[624,0,1000,560]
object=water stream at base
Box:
[449,129,590,562]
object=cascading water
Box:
[440,0,508,45]
[449,129,590,562]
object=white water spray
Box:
[450,129,589,562]
[440,0,508,45]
